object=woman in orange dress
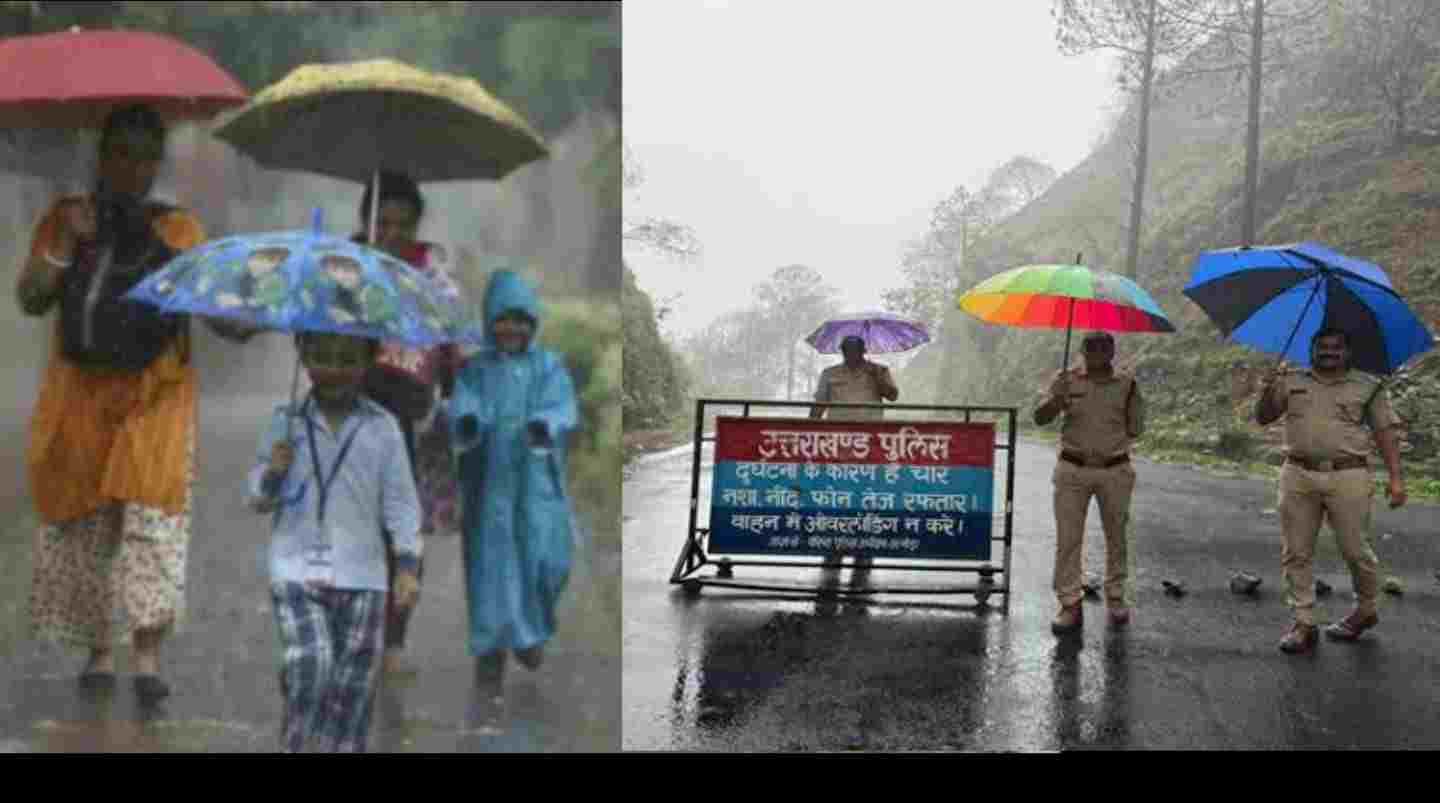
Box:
[14,105,256,702]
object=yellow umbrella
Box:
[215,59,549,240]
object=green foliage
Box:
[584,130,622,211]
[498,16,619,134]
[537,297,621,509]
[622,266,688,431]
[0,2,617,136]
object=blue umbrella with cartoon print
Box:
[125,208,482,434]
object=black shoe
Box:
[133,675,171,703]
[474,652,506,695]
[77,671,116,693]
[515,646,544,671]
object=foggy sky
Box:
[625,0,1123,341]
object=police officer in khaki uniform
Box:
[1034,331,1144,635]
[809,335,899,421]
[810,335,898,571]
[1255,327,1407,655]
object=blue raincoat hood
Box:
[481,269,543,352]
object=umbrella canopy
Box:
[959,263,1175,333]
[804,311,930,354]
[213,59,547,184]
[124,210,482,348]
[0,29,248,129]
[1183,242,1434,375]
[959,263,1176,371]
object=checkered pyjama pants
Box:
[271,583,386,753]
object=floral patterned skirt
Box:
[28,435,195,650]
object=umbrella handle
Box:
[367,168,380,246]
[285,350,302,443]
[1274,273,1325,372]
[311,206,324,235]
[1062,296,1075,373]
[1061,254,1081,373]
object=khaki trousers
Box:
[1053,460,1136,608]
[1278,463,1379,626]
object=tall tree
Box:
[1054,0,1223,279]
[882,157,1057,333]
[622,144,702,263]
[682,306,782,400]
[1323,0,1440,149]
[985,155,1061,214]
[751,264,842,401]
[881,233,955,336]
[1169,0,1331,244]
[619,146,697,428]
[882,156,1058,402]
[622,264,687,430]
[1241,0,1264,245]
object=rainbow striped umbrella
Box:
[958,262,1175,370]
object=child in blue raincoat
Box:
[449,270,578,698]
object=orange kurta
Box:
[25,200,205,524]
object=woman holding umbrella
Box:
[15,104,258,701]
[351,170,464,675]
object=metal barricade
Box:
[669,398,1018,612]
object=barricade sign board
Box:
[707,417,995,560]
[670,399,1017,609]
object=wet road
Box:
[0,339,619,753]
[623,431,1440,751]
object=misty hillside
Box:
[905,1,1440,486]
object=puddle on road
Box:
[30,716,263,753]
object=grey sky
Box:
[624,0,1124,342]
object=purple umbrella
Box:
[804,311,931,354]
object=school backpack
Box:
[57,199,185,371]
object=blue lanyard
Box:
[304,397,365,526]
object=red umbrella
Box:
[0,28,248,129]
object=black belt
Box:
[1286,455,1368,472]
[1061,450,1129,469]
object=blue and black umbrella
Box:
[1183,242,1433,375]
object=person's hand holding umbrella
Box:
[856,357,899,401]
[54,196,99,255]
[18,195,98,313]
[1046,369,1073,412]
[1185,241,1432,513]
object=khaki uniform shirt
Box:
[1273,369,1400,461]
[814,362,892,421]
[1053,370,1145,459]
